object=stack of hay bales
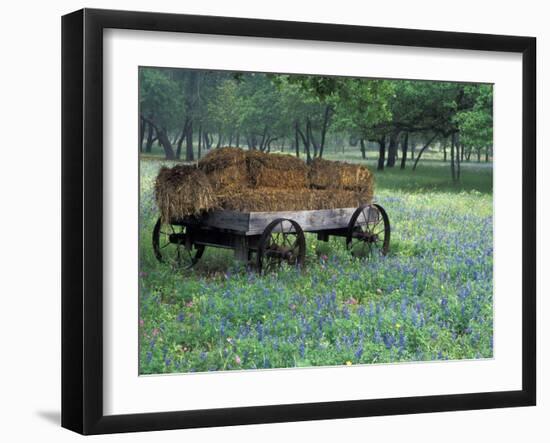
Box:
[155,147,374,219]
[155,164,218,222]
[309,157,374,203]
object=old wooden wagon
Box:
[152,203,390,273]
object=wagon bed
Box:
[202,207,366,235]
[153,204,390,273]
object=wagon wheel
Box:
[152,217,205,269]
[256,218,306,274]
[346,204,390,259]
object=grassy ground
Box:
[139,153,493,374]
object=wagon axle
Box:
[264,245,296,260]
[351,231,379,243]
[168,233,186,243]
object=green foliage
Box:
[139,68,183,131]
[207,79,242,136]
[454,84,493,150]
[332,79,394,138]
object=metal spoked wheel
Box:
[346,204,390,259]
[152,217,205,269]
[256,218,306,274]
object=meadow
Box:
[139,153,493,374]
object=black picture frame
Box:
[61,8,536,435]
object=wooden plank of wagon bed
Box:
[203,207,368,235]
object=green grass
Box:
[138,154,493,374]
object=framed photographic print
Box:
[61,8,536,435]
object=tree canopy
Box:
[139,67,493,181]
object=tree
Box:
[454,84,493,165]
[272,75,338,162]
[139,68,182,160]
[332,79,394,169]
[208,79,243,148]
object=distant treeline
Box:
[139,68,492,181]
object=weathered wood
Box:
[233,236,249,262]
[202,211,250,233]
[202,207,369,235]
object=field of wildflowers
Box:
[139,159,493,374]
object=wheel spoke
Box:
[373,227,386,236]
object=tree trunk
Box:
[185,120,194,161]
[294,123,300,158]
[412,134,439,171]
[485,146,489,162]
[410,140,416,159]
[183,71,198,160]
[450,135,456,182]
[386,132,398,167]
[236,132,240,148]
[145,122,155,153]
[139,116,145,152]
[456,134,461,181]
[377,137,386,171]
[201,125,202,160]
[142,116,175,159]
[360,138,366,159]
[175,125,185,159]
[176,118,191,159]
[400,132,409,169]
[157,128,176,160]
[307,119,319,158]
[266,137,278,153]
[204,132,212,150]
[259,126,269,152]
[296,123,312,164]
[443,143,447,162]
[319,105,331,158]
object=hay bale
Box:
[198,147,248,190]
[217,187,371,212]
[155,164,217,222]
[309,158,374,195]
[246,150,309,189]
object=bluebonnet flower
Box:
[299,342,305,358]
[399,330,406,350]
[383,333,394,350]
